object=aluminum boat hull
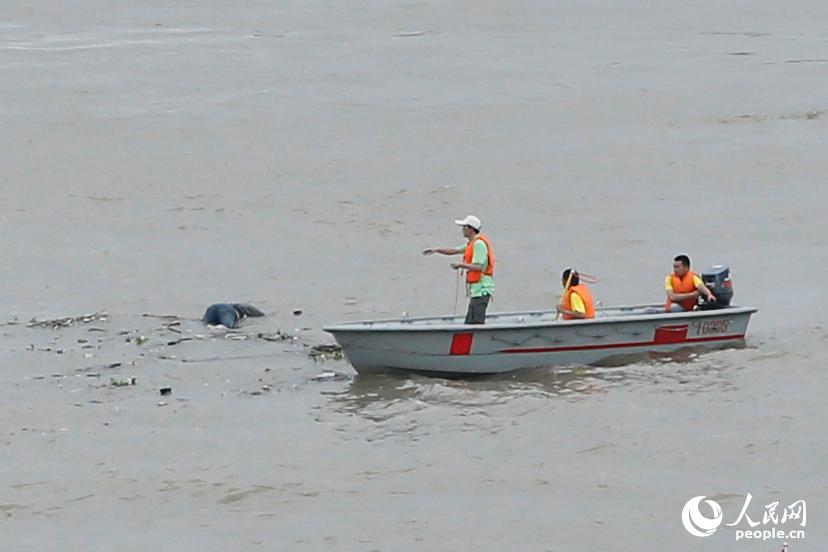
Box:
[323,304,757,376]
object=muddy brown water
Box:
[2,1,827,550]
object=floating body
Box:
[202,303,265,329]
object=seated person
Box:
[202,303,265,328]
[556,268,595,319]
[665,255,716,312]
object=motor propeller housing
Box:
[699,265,734,309]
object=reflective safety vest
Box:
[563,284,596,320]
[463,235,495,284]
[666,271,699,312]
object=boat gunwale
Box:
[323,304,758,333]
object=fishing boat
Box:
[324,266,757,376]
[323,304,757,376]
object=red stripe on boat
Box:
[499,334,744,354]
[450,333,474,355]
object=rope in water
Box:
[578,272,599,284]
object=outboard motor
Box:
[698,265,733,309]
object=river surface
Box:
[1,1,827,550]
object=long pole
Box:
[556,271,575,320]
[453,269,461,316]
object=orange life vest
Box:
[463,234,495,284]
[666,271,699,312]
[562,284,596,320]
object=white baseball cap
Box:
[454,214,481,230]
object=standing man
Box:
[666,255,716,312]
[423,214,495,324]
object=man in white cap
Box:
[423,214,496,324]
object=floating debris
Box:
[310,371,349,382]
[256,331,291,342]
[141,313,181,321]
[27,312,108,329]
[781,109,824,120]
[392,30,433,38]
[181,352,289,363]
[308,344,344,361]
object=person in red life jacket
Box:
[556,268,596,319]
[422,214,495,324]
[665,254,716,312]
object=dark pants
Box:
[465,295,491,324]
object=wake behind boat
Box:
[323,304,757,376]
